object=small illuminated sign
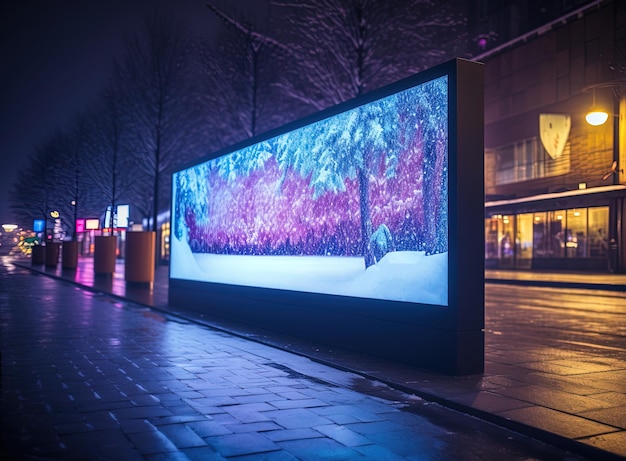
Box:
[50,210,60,219]
[85,219,100,230]
[33,220,45,232]
[117,205,129,228]
[1,224,18,232]
[75,219,85,233]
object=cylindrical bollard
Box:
[31,245,46,265]
[62,241,79,270]
[94,235,117,274]
[45,242,61,267]
[125,231,156,284]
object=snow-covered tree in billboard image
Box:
[172,75,448,306]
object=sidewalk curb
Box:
[486,277,626,292]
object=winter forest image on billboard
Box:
[172,75,449,306]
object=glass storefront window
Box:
[161,222,171,261]
[500,215,514,263]
[588,206,609,258]
[532,212,548,257]
[516,213,533,266]
[534,210,565,258]
[485,205,610,266]
[485,216,499,259]
[566,208,587,258]
[548,210,566,258]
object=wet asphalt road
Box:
[1,257,589,460]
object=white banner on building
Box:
[540,113,571,159]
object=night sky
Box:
[0,0,261,226]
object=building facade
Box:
[476,0,626,272]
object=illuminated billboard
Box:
[85,219,100,230]
[76,219,85,233]
[169,59,484,374]
[117,205,129,228]
[104,204,129,229]
[173,79,449,305]
[33,220,45,233]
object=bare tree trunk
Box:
[357,166,375,268]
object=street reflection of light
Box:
[109,338,121,346]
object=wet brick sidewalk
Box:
[0,259,595,460]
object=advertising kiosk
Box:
[169,59,484,375]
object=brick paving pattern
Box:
[3,256,626,459]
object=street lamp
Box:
[584,81,625,273]
[2,224,18,233]
[584,82,625,185]
[585,88,610,126]
[585,110,609,126]
[71,199,78,241]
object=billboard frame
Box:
[169,58,484,375]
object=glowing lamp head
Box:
[585,110,609,126]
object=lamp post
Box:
[584,82,625,185]
[71,200,77,241]
[585,82,625,272]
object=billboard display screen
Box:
[85,219,100,230]
[117,205,129,228]
[33,219,45,233]
[172,76,449,306]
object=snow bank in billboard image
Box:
[171,76,449,306]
